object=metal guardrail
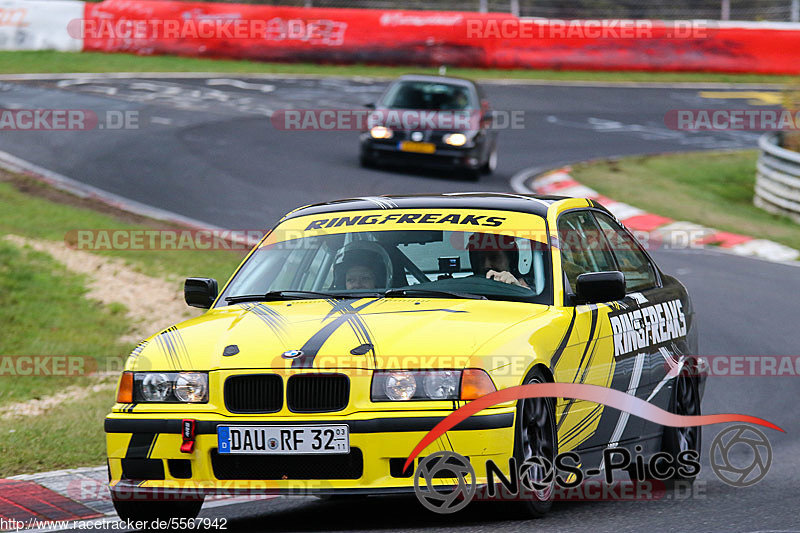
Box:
[755,133,800,224]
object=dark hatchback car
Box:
[359,75,498,180]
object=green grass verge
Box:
[0,174,245,476]
[0,178,244,284]
[0,240,129,405]
[0,386,114,476]
[570,150,800,251]
[0,51,797,84]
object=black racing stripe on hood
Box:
[292,299,380,369]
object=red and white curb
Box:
[1,467,275,531]
[526,167,800,264]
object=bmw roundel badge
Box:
[281,349,304,360]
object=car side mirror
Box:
[575,271,625,304]
[184,277,218,309]
[365,102,376,109]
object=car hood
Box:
[127,298,549,372]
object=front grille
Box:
[287,374,349,413]
[211,448,363,480]
[224,374,282,413]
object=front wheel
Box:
[112,497,204,522]
[481,144,498,175]
[511,367,557,518]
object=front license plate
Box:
[217,425,349,455]
[398,141,435,154]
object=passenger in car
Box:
[467,233,529,288]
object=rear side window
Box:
[593,212,658,292]
[557,211,616,292]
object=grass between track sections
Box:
[570,150,800,252]
[0,51,798,84]
[0,172,245,476]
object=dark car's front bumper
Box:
[360,136,484,172]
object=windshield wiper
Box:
[226,291,380,303]
[383,288,486,300]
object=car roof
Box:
[393,75,478,88]
[283,192,593,220]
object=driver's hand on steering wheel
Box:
[486,270,529,288]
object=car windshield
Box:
[219,224,551,305]
[381,81,476,111]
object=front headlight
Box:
[423,370,460,400]
[370,126,393,139]
[373,370,494,401]
[443,133,468,146]
[385,371,417,400]
[133,372,208,403]
[174,373,209,402]
[141,373,171,402]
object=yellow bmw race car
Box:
[105,193,703,520]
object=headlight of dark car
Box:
[370,126,394,139]
[443,133,468,147]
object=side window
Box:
[593,212,658,292]
[557,211,616,293]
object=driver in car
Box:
[467,233,529,288]
[334,249,387,290]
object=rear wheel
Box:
[511,367,557,518]
[629,371,701,487]
[112,497,204,522]
[661,372,701,484]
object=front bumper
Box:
[360,138,483,170]
[105,410,514,497]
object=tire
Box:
[359,152,376,169]
[112,497,204,522]
[627,371,701,488]
[481,144,498,175]
[660,372,702,485]
[464,168,482,181]
[511,367,557,518]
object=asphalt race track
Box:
[1,76,798,532]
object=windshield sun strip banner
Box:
[260,209,550,247]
